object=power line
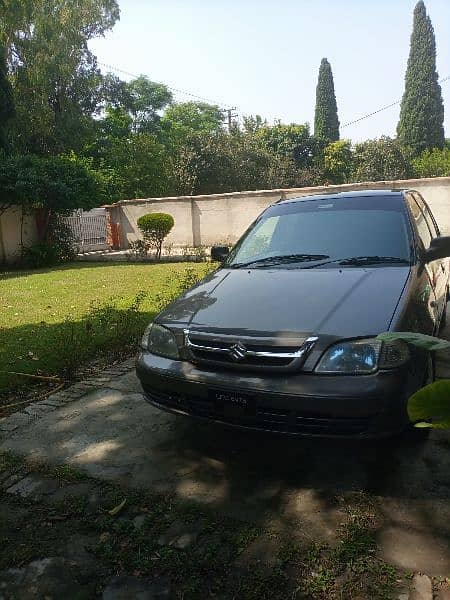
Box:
[98,61,233,110]
[99,60,448,132]
[341,74,450,129]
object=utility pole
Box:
[224,107,238,130]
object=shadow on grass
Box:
[0,306,157,397]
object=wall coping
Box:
[103,176,450,207]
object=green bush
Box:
[412,147,450,178]
[137,212,174,259]
[23,217,76,268]
[352,137,412,182]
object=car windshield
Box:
[227,195,412,268]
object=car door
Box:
[413,191,449,322]
[404,192,438,334]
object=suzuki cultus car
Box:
[136,190,450,438]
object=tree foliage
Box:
[257,123,318,168]
[412,147,450,178]
[0,45,15,151]
[1,0,120,154]
[397,1,445,155]
[353,137,412,182]
[314,58,339,143]
[0,154,101,216]
[103,74,172,134]
[322,140,353,184]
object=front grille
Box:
[144,389,375,437]
[184,331,318,372]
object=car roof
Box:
[278,189,407,205]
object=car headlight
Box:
[141,323,180,359]
[315,338,409,374]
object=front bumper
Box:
[136,352,411,439]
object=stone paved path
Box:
[1,322,450,577]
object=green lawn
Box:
[0,262,208,396]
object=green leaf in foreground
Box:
[377,332,450,352]
[408,379,450,429]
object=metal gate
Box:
[61,208,109,253]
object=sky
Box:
[89,0,450,142]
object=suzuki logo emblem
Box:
[229,342,247,362]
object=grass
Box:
[0,261,210,397]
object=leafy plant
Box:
[377,331,450,429]
[181,245,208,262]
[23,216,76,268]
[53,291,147,377]
[127,239,148,261]
[137,213,174,259]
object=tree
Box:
[2,0,120,154]
[0,154,102,254]
[0,45,15,151]
[322,140,353,184]
[397,1,445,155]
[162,101,225,141]
[314,58,339,143]
[93,132,171,201]
[352,137,412,182]
[257,122,317,168]
[412,147,450,177]
[103,74,173,134]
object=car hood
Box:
[157,266,410,338]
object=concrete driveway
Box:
[1,321,450,577]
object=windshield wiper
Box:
[339,255,410,265]
[230,253,329,269]
[303,255,410,268]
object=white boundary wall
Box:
[0,207,37,265]
[105,177,450,249]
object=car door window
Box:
[413,193,440,238]
[407,194,432,249]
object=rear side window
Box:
[413,192,439,238]
[406,194,432,249]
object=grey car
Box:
[136,190,450,438]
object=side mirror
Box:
[424,236,450,263]
[211,245,230,262]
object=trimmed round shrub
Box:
[137,212,174,259]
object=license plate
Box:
[209,389,254,416]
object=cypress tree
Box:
[397,1,444,155]
[0,47,15,151]
[314,58,339,143]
